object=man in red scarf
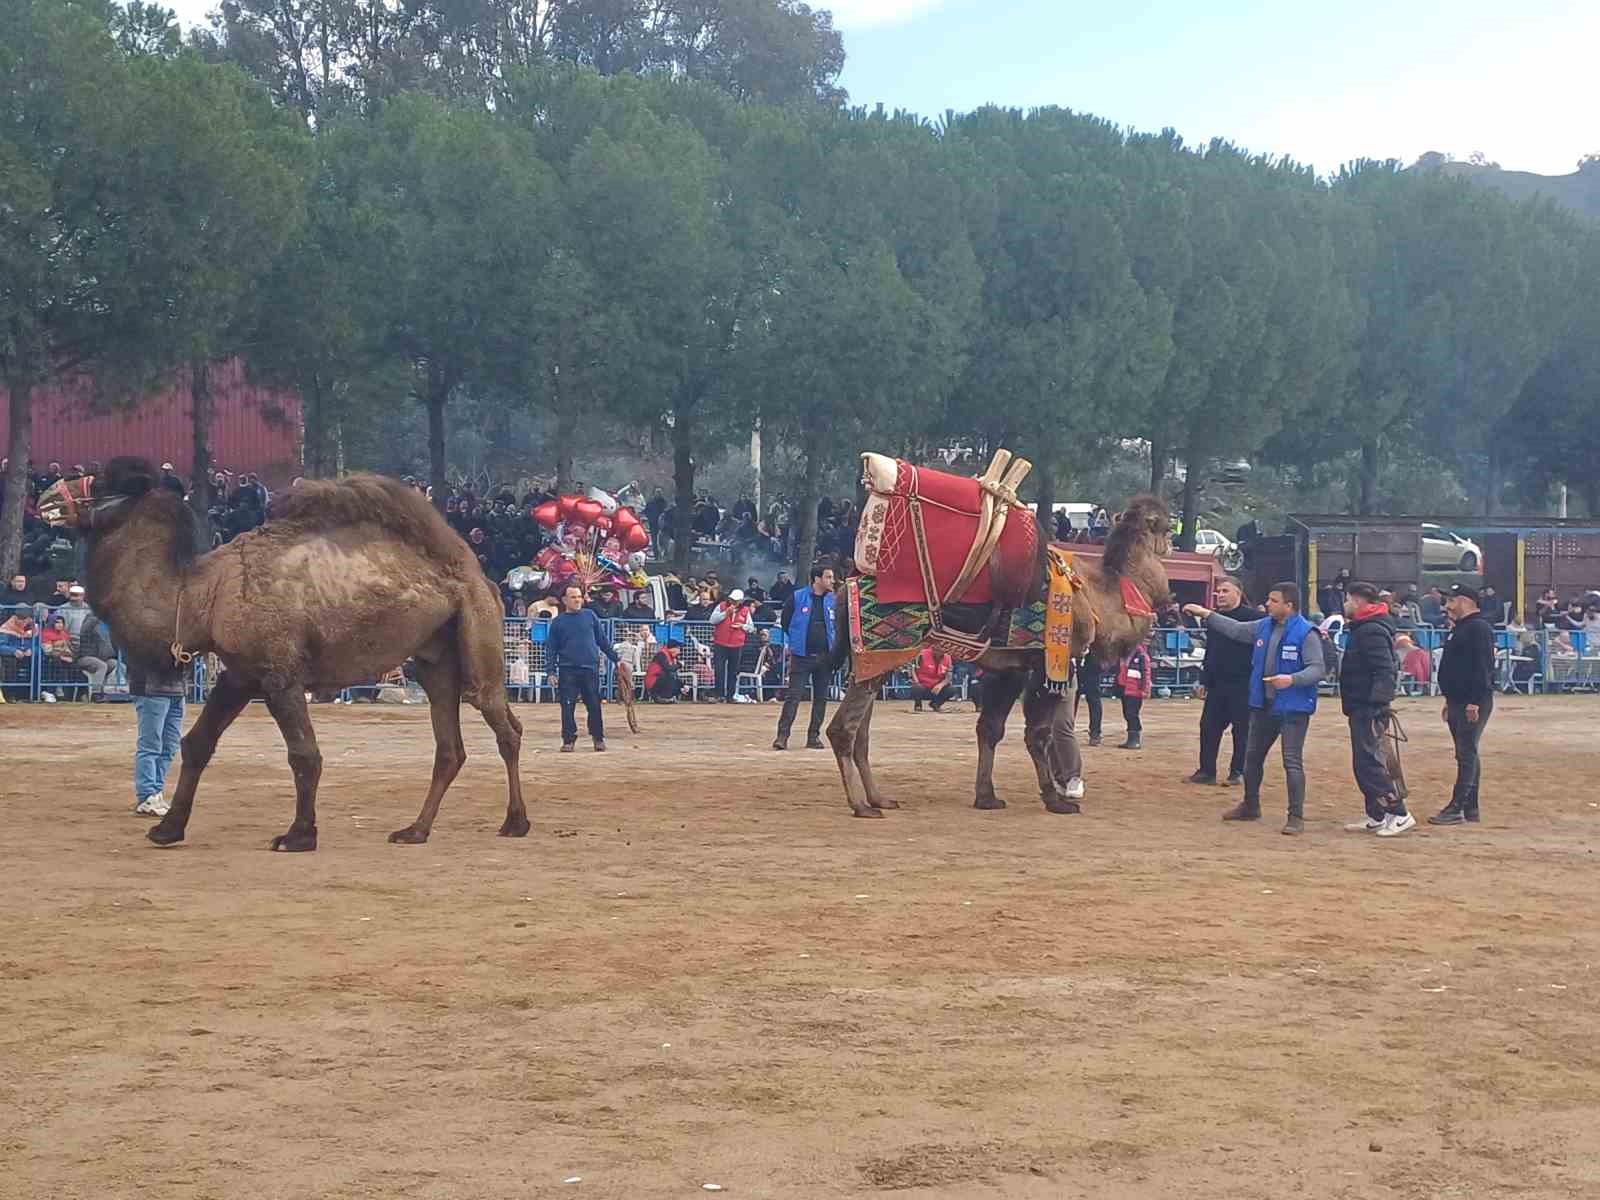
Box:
[1340,581,1408,836]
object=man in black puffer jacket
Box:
[1340,581,1410,836]
[1188,576,1260,785]
[1430,583,1496,825]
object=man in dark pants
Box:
[1185,582,1325,835]
[548,583,620,752]
[1431,583,1495,825]
[774,563,837,750]
[1339,581,1409,835]
[1075,651,1105,747]
[1188,576,1259,785]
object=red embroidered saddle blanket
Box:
[855,457,1037,607]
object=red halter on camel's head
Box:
[36,475,96,528]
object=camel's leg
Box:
[826,679,883,818]
[471,691,527,839]
[974,669,1025,810]
[263,687,323,853]
[854,690,896,809]
[147,670,255,847]
[454,594,529,839]
[1023,688,1080,814]
[389,655,467,845]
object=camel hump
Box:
[271,475,466,563]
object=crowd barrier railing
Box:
[10,609,1597,704]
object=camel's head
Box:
[39,456,157,533]
[1118,494,1173,557]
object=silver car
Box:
[1420,524,1483,573]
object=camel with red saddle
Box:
[828,450,1171,817]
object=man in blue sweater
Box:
[548,583,621,752]
[1185,581,1326,835]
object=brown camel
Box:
[827,495,1172,818]
[40,457,526,851]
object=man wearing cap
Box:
[158,463,185,496]
[59,584,93,639]
[709,588,756,703]
[1431,583,1495,825]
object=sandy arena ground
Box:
[2,693,1598,1199]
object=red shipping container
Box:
[0,359,303,488]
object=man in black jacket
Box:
[1340,581,1410,836]
[1187,577,1259,785]
[1431,583,1495,825]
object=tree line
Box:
[5,0,1599,578]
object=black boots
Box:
[1186,770,1217,784]
[1222,799,1261,821]
[1118,733,1142,750]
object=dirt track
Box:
[2,695,1598,1199]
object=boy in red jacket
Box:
[1116,639,1153,749]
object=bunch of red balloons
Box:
[532,494,650,553]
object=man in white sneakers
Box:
[1339,581,1411,836]
[130,654,187,817]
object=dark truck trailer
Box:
[1277,514,1600,623]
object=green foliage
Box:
[12,1,1600,582]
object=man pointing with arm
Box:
[1184,581,1325,835]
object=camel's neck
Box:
[86,505,200,661]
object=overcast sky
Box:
[161,0,1597,177]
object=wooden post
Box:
[1516,534,1526,626]
[1306,537,1318,607]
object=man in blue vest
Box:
[1185,581,1326,834]
[773,563,838,750]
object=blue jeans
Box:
[557,667,604,744]
[134,695,185,801]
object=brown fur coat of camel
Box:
[827,495,1172,818]
[44,457,525,851]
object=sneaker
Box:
[733,694,755,704]
[592,739,607,752]
[1087,735,1103,747]
[772,738,788,751]
[1065,777,1085,800]
[1225,771,1244,786]
[134,794,167,817]
[1221,801,1261,822]
[559,743,576,754]
[1375,812,1417,837]
[1281,815,1304,836]
[1344,817,1384,832]
[41,692,57,704]
[1186,771,1217,785]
